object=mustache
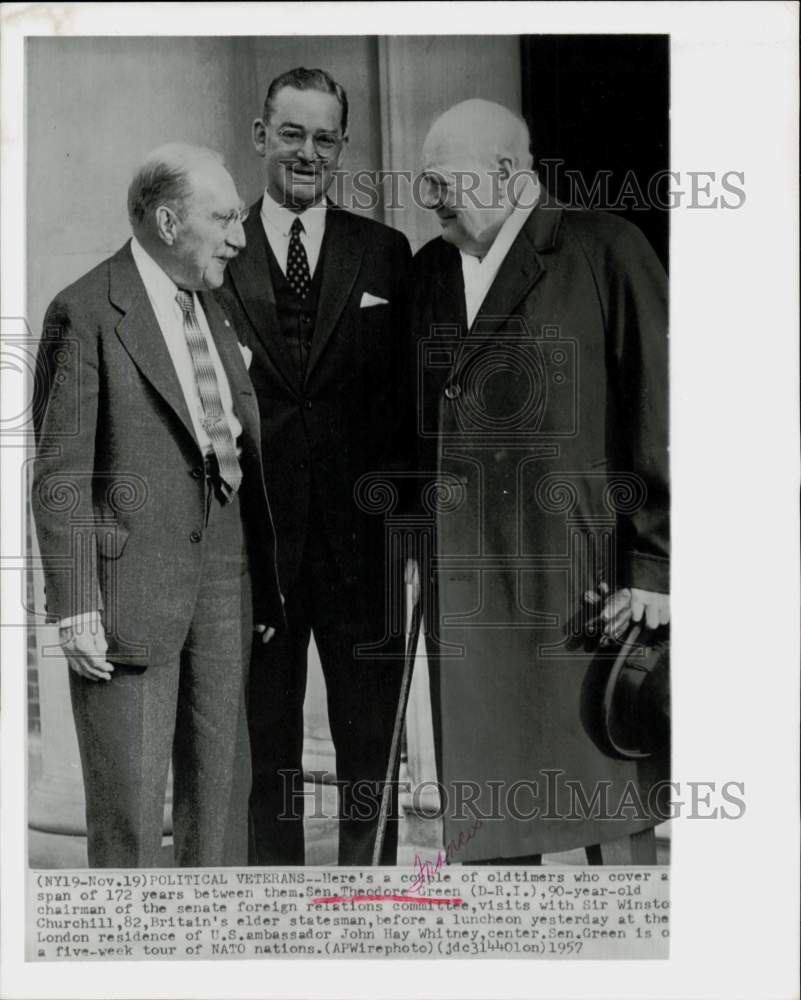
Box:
[281,163,325,174]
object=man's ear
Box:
[333,134,349,171]
[252,118,268,157]
[498,156,514,181]
[496,156,519,208]
[155,205,178,246]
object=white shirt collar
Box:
[260,189,328,239]
[130,235,184,304]
[458,174,540,327]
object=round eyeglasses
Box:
[275,126,344,158]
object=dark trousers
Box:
[247,518,404,866]
[69,486,252,868]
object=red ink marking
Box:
[311,894,463,905]
[405,816,484,894]
[407,850,445,895]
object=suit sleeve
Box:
[604,221,670,593]
[32,295,101,621]
[373,231,413,475]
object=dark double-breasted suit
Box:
[32,241,283,866]
[410,203,669,861]
[219,201,412,864]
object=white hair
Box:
[127,142,225,228]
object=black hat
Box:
[581,624,670,761]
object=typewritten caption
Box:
[29,867,669,960]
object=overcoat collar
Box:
[108,240,256,452]
[470,202,563,334]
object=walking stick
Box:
[371,582,422,865]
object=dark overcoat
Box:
[410,204,669,859]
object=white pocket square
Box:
[238,343,253,370]
[360,292,389,308]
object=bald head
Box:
[128,142,246,290]
[420,100,536,257]
[422,99,533,173]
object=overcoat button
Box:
[444,384,461,399]
[190,530,202,543]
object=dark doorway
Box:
[521,35,669,270]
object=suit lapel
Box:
[470,204,563,334]
[305,206,364,381]
[109,242,198,448]
[227,203,298,390]
[432,241,468,330]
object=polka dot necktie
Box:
[287,216,312,300]
[175,288,242,501]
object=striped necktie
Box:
[175,288,242,500]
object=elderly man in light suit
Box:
[32,144,284,867]
[409,100,670,865]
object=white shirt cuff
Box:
[59,611,101,630]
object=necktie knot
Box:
[175,288,195,318]
[290,217,305,237]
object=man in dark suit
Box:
[219,68,411,865]
[32,143,284,867]
[408,99,670,864]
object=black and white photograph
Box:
[1,2,798,998]
[25,30,671,874]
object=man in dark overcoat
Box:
[408,99,670,863]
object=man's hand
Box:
[59,616,114,682]
[629,588,670,630]
[587,582,670,640]
[254,624,276,645]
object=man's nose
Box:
[227,219,246,250]
[297,135,317,161]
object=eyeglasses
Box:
[212,207,250,231]
[422,173,456,200]
[275,125,344,158]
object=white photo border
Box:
[2,2,799,998]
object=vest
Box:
[264,235,324,387]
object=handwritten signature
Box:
[406,816,483,894]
